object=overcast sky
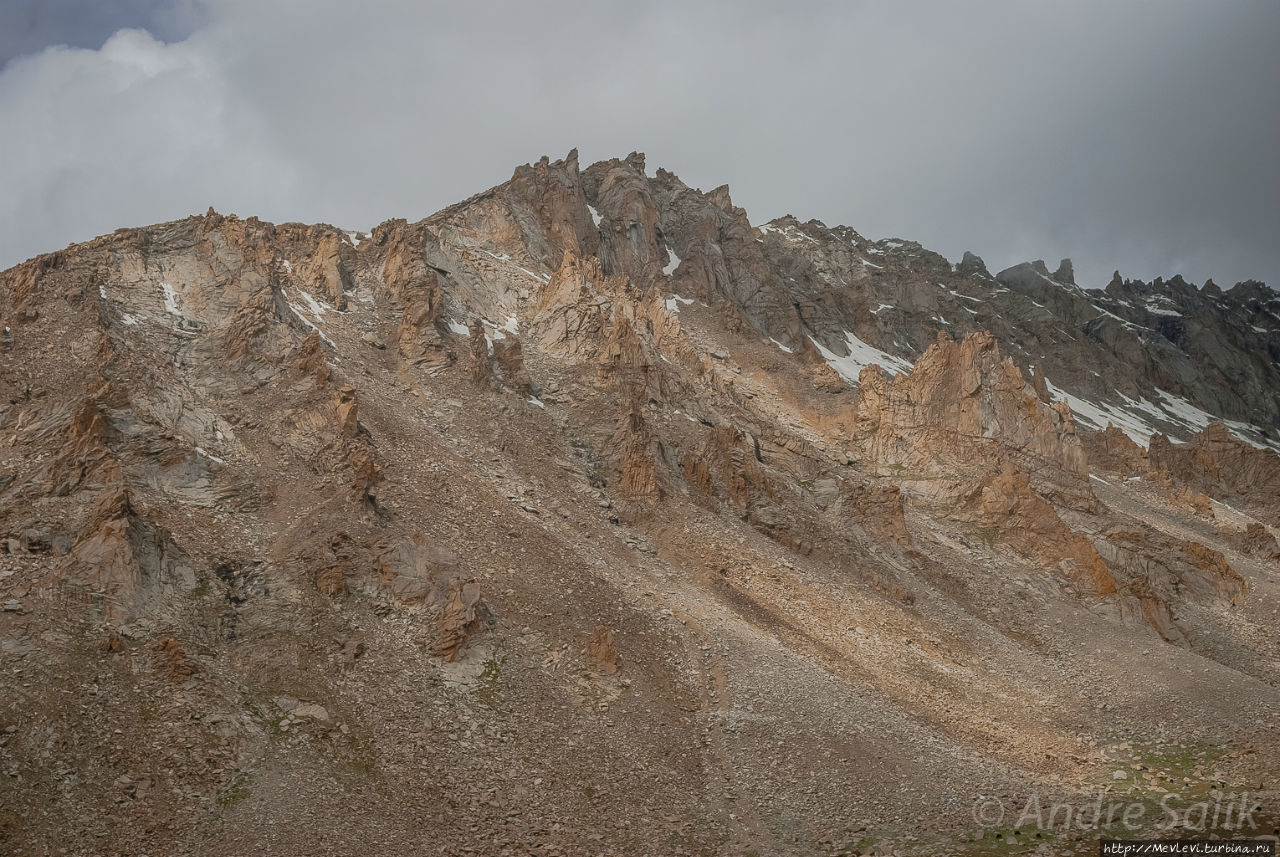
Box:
[1,0,1276,289]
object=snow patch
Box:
[1154,389,1213,430]
[663,294,694,313]
[870,303,894,315]
[195,446,225,464]
[160,282,182,317]
[297,290,330,318]
[1145,297,1181,317]
[769,338,794,354]
[758,222,816,243]
[527,397,545,408]
[447,320,470,336]
[121,313,144,326]
[1044,379,1158,445]
[286,300,336,347]
[587,205,602,227]
[809,331,913,383]
[663,245,681,277]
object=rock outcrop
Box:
[1081,424,1147,477]
[372,219,451,373]
[1236,522,1280,559]
[1149,422,1280,525]
[373,534,487,661]
[967,463,1116,596]
[60,487,195,619]
[1096,528,1248,644]
[855,331,1092,508]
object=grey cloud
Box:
[0,0,1276,290]
[0,0,201,67]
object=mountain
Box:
[0,150,1277,856]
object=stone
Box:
[586,626,621,675]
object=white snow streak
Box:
[809,331,913,383]
[160,282,181,317]
[663,245,681,276]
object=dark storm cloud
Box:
[0,0,1276,289]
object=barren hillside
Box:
[1,151,1277,856]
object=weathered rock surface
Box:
[854,331,1092,508]
[0,151,1277,857]
[1149,421,1280,525]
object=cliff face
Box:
[1148,421,1280,526]
[853,330,1090,508]
[0,151,1277,856]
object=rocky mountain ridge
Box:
[0,150,1277,856]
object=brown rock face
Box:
[532,250,614,357]
[151,635,195,683]
[1081,424,1147,477]
[292,230,354,310]
[333,386,359,440]
[617,406,659,501]
[468,318,492,385]
[3,150,1279,857]
[372,219,451,372]
[492,335,533,396]
[373,534,486,661]
[855,331,1091,508]
[682,424,765,513]
[833,478,911,547]
[598,311,665,405]
[60,487,195,620]
[44,398,119,496]
[1031,363,1050,403]
[970,464,1116,596]
[1096,527,1249,644]
[507,149,600,265]
[1149,422,1280,525]
[1170,484,1213,517]
[678,423,815,555]
[373,533,462,605]
[584,153,666,285]
[1237,523,1280,559]
[436,579,484,662]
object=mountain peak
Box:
[1053,257,1075,284]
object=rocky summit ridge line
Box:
[0,150,1277,856]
